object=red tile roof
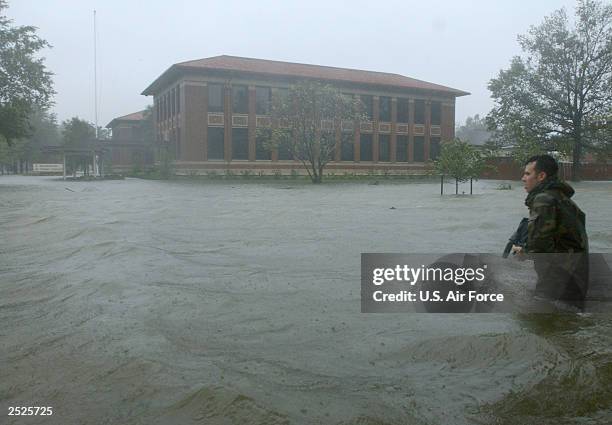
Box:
[142,55,469,97]
[106,110,145,128]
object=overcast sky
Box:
[8,0,579,128]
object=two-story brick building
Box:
[105,110,154,172]
[142,55,469,175]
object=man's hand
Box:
[511,245,526,260]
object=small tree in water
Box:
[433,139,488,194]
[264,81,364,183]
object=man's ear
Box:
[537,171,547,182]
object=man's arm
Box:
[526,193,557,253]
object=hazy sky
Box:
[8,0,579,128]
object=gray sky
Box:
[8,0,578,128]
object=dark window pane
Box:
[396,136,408,162]
[275,88,289,104]
[278,140,293,160]
[430,137,441,160]
[232,85,248,114]
[361,95,373,119]
[379,135,390,162]
[256,87,271,115]
[379,96,391,122]
[414,136,424,162]
[397,98,409,122]
[171,88,175,116]
[341,138,354,161]
[256,134,271,160]
[207,127,224,159]
[208,84,224,113]
[431,101,441,125]
[174,128,180,158]
[360,134,372,161]
[232,128,248,160]
[414,99,425,124]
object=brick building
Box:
[142,55,469,175]
[105,110,154,172]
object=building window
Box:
[379,135,390,162]
[232,128,248,160]
[414,136,424,162]
[256,134,271,160]
[232,85,248,114]
[208,84,224,113]
[207,127,224,160]
[278,140,293,160]
[431,101,441,125]
[275,87,289,103]
[174,128,181,158]
[397,98,409,123]
[171,88,176,117]
[396,135,408,162]
[361,95,373,120]
[379,96,391,122]
[256,86,271,115]
[430,137,441,160]
[341,139,354,161]
[360,134,373,161]
[414,99,425,124]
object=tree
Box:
[487,0,612,181]
[263,81,364,183]
[433,139,489,194]
[456,114,492,146]
[141,104,155,143]
[62,117,95,176]
[0,0,54,145]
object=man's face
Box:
[522,161,547,193]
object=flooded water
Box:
[1,176,611,424]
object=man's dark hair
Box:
[525,154,558,178]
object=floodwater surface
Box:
[1,176,611,424]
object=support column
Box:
[372,95,379,162]
[271,88,278,162]
[224,85,232,162]
[425,100,431,161]
[390,97,397,162]
[354,95,360,162]
[63,153,66,180]
[408,99,415,162]
[334,119,341,162]
[248,86,256,161]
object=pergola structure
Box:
[42,142,109,180]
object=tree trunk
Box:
[455,178,458,195]
[572,133,582,182]
[440,175,444,195]
[470,178,473,195]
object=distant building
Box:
[105,110,154,172]
[142,55,469,175]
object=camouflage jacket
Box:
[524,178,588,254]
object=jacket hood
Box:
[525,177,575,206]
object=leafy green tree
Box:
[487,0,612,180]
[62,117,95,176]
[0,0,54,145]
[433,139,489,194]
[141,104,155,143]
[0,107,59,172]
[456,114,491,146]
[263,81,364,183]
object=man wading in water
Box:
[512,155,589,310]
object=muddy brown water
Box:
[1,176,611,424]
